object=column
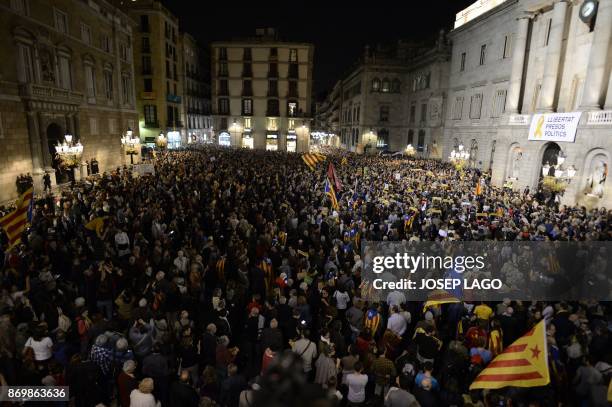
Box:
[605,69,612,109]
[537,0,568,112]
[73,113,80,138]
[506,15,531,114]
[38,113,53,169]
[580,0,612,110]
[26,112,45,193]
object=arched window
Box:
[381,78,390,93]
[371,78,380,91]
[83,54,96,100]
[14,27,38,84]
[392,78,401,93]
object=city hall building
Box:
[444,0,612,207]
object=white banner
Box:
[528,112,582,143]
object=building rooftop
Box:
[454,0,509,28]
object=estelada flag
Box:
[301,152,326,170]
[0,187,33,250]
[470,319,550,390]
[423,289,460,312]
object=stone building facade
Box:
[180,32,212,144]
[0,0,137,202]
[444,0,612,207]
[210,29,314,152]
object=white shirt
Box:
[333,291,350,310]
[387,313,407,336]
[129,389,159,407]
[346,372,368,403]
[25,337,53,361]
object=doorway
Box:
[541,142,561,178]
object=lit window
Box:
[381,79,390,93]
[372,78,380,91]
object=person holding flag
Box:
[324,178,339,211]
[0,187,33,250]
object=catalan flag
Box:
[260,258,274,293]
[216,257,226,283]
[470,320,550,390]
[278,231,287,247]
[327,162,342,191]
[0,187,33,250]
[475,178,482,196]
[325,179,339,211]
[423,289,460,312]
[301,152,326,170]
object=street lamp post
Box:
[121,127,140,165]
[449,144,470,168]
[55,134,84,182]
[156,131,168,150]
[405,144,416,157]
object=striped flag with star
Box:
[0,187,33,250]
[301,152,326,170]
[325,179,339,211]
[423,289,460,312]
[470,319,549,390]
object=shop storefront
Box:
[242,133,254,149]
[287,132,297,152]
[266,133,278,151]
[167,131,182,149]
[218,131,231,146]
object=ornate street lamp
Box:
[55,134,83,169]
[405,144,416,156]
[121,127,140,164]
[156,131,168,149]
[449,144,470,167]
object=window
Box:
[267,117,278,131]
[289,49,297,62]
[144,105,157,125]
[142,37,150,53]
[381,78,390,93]
[108,118,117,134]
[121,74,132,105]
[89,117,98,135]
[219,47,227,60]
[243,63,252,77]
[379,105,389,122]
[288,63,298,78]
[81,23,92,45]
[58,55,71,89]
[267,99,279,116]
[173,63,177,80]
[392,79,401,93]
[288,101,298,117]
[420,103,427,123]
[243,47,252,60]
[218,62,228,76]
[10,0,29,15]
[460,52,466,72]
[244,117,252,129]
[268,63,278,77]
[219,80,228,95]
[479,44,487,65]
[377,129,389,148]
[268,80,278,96]
[469,93,483,119]
[104,70,113,100]
[544,18,552,46]
[16,43,35,83]
[144,78,152,92]
[502,35,512,59]
[452,96,464,120]
[417,130,426,151]
[242,98,253,115]
[120,43,129,61]
[288,119,296,130]
[242,80,252,96]
[142,56,152,74]
[84,64,96,99]
[101,35,112,53]
[288,81,298,97]
[218,98,229,115]
[372,78,380,91]
[491,89,507,118]
[409,103,416,124]
[140,15,149,32]
[54,8,68,34]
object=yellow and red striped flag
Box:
[325,179,339,211]
[301,152,326,170]
[0,187,33,250]
[470,319,550,390]
[475,178,482,196]
[423,289,460,312]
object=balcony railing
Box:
[587,110,612,125]
[141,91,156,100]
[144,121,159,128]
[142,68,153,75]
[167,120,183,128]
[266,110,280,117]
[19,83,83,104]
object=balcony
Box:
[144,121,159,128]
[141,91,156,100]
[19,83,83,105]
[142,68,153,75]
[142,46,151,54]
[587,110,612,125]
[266,109,280,117]
[140,24,150,33]
[166,94,182,103]
[167,120,183,128]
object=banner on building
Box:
[528,112,582,143]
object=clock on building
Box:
[579,0,598,25]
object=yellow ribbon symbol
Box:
[534,115,545,138]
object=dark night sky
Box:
[163,1,475,97]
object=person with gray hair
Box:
[117,360,138,407]
[113,336,135,366]
[89,334,113,377]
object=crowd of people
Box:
[0,146,610,407]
